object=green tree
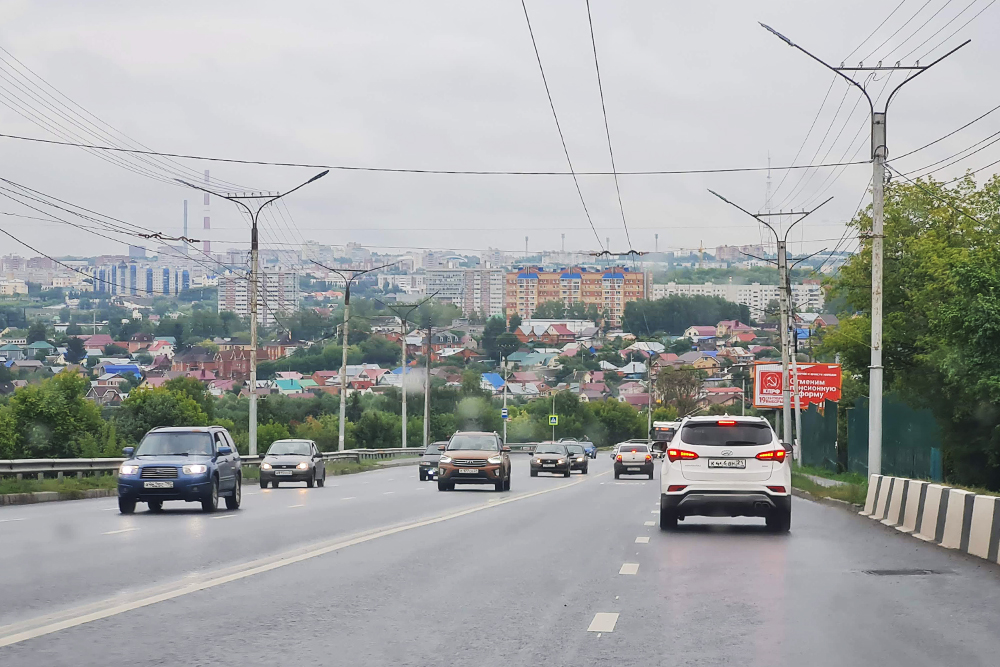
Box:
[257,421,291,450]
[26,321,48,344]
[353,410,400,448]
[622,296,750,336]
[507,314,522,332]
[65,337,87,363]
[2,370,104,458]
[114,387,209,444]
[66,322,83,336]
[345,392,363,423]
[656,367,703,416]
[495,332,520,361]
[163,376,215,421]
[590,399,644,446]
[530,301,566,319]
[59,307,71,323]
[481,315,506,360]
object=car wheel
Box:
[271,481,279,489]
[494,479,504,492]
[259,478,267,489]
[563,469,571,478]
[317,477,324,488]
[437,480,451,491]
[419,471,426,481]
[582,466,588,475]
[147,500,163,512]
[649,471,654,480]
[504,474,511,491]
[530,470,537,477]
[118,497,136,514]
[767,509,791,533]
[201,477,218,512]
[225,475,241,510]
[307,473,315,489]
[660,507,677,530]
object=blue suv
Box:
[117,426,242,514]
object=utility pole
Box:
[708,189,831,459]
[647,359,653,440]
[551,390,556,441]
[424,321,432,448]
[370,293,439,449]
[759,24,969,475]
[177,171,328,456]
[311,260,398,450]
[502,356,509,445]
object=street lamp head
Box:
[759,22,794,47]
[308,170,330,184]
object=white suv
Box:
[659,416,791,532]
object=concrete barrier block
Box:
[860,474,882,516]
[967,495,999,560]
[916,484,948,542]
[897,480,927,534]
[873,477,895,520]
[940,489,974,550]
[881,478,908,526]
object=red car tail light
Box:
[615,454,622,461]
[717,419,737,425]
[645,454,652,461]
[767,485,787,493]
[666,448,699,462]
[667,484,687,492]
[755,449,787,462]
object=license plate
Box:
[543,464,555,467]
[628,467,640,472]
[459,468,479,474]
[708,459,746,469]
[143,481,173,488]
[274,470,293,476]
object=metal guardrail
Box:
[0,448,425,480]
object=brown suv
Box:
[437,431,511,492]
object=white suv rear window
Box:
[680,423,772,446]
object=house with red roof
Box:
[683,325,717,340]
[716,320,754,337]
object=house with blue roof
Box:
[275,378,303,395]
[480,372,505,394]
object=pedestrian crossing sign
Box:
[549,415,558,426]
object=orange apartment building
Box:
[504,267,648,327]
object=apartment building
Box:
[425,268,505,318]
[504,267,647,327]
[650,281,824,321]
[218,269,300,325]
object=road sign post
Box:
[549,414,558,440]
[501,408,508,420]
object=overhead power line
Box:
[0,132,870,176]
[585,0,631,250]
[894,100,1000,160]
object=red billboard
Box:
[753,362,842,408]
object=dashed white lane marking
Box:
[635,536,649,544]
[619,563,639,575]
[211,514,237,520]
[0,518,27,522]
[615,596,619,600]
[341,497,356,501]
[588,613,619,633]
[383,491,395,495]
[288,504,304,508]
[101,508,117,512]
[650,510,657,514]
[102,528,137,535]
[644,521,655,526]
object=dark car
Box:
[437,431,511,492]
[419,441,446,481]
[565,443,589,474]
[559,437,596,459]
[259,439,326,488]
[530,442,572,477]
[117,426,242,514]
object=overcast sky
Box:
[0,0,996,260]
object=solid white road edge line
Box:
[101,528,137,535]
[0,469,611,648]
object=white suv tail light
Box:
[667,448,699,462]
[755,449,787,463]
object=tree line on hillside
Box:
[817,174,1000,489]
[622,295,751,336]
[0,369,662,460]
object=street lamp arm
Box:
[885,40,970,111]
[759,23,874,118]
[782,196,833,241]
[708,188,778,239]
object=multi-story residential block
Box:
[504,266,647,327]
[426,269,505,318]
[650,281,824,321]
[217,269,300,325]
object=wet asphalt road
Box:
[3,455,1000,666]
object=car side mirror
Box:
[438,445,446,451]
[122,446,134,457]
[502,446,510,452]
[217,446,232,456]
[781,442,792,453]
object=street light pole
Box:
[176,171,328,456]
[708,189,831,462]
[758,23,969,475]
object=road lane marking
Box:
[288,504,304,508]
[0,469,611,648]
[635,536,649,544]
[383,492,395,495]
[0,518,26,522]
[644,521,655,526]
[588,613,619,633]
[341,497,356,501]
[650,510,657,514]
[102,528,137,535]
[619,563,639,575]
[210,514,236,520]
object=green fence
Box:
[800,400,838,472]
[846,394,943,480]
